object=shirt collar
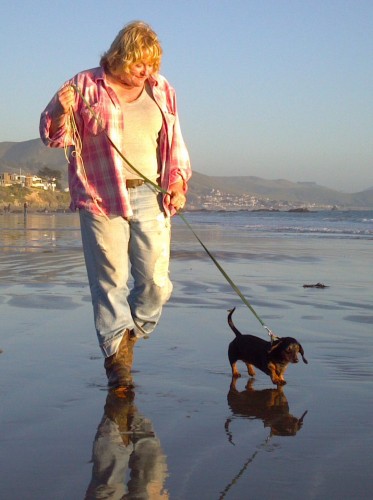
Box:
[95,66,160,87]
[95,66,107,83]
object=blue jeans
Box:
[79,184,172,357]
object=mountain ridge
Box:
[1,139,372,208]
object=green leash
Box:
[70,84,277,339]
[176,211,276,338]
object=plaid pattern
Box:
[40,67,191,217]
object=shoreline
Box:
[1,207,373,216]
[1,186,372,213]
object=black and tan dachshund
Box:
[228,308,308,385]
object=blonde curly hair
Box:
[100,21,162,76]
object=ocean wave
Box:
[180,210,373,239]
[243,225,373,237]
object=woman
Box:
[40,21,191,393]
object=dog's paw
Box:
[272,378,286,386]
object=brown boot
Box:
[104,329,137,391]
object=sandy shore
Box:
[0,213,372,499]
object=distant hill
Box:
[1,139,372,208]
[187,171,373,208]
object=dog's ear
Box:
[267,339,284,354]
[298,343,308,364]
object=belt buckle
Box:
[126,179,144,189]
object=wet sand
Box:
[1,213,373,499]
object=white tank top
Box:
[122,83,162,183]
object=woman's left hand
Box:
[165,181,186,212]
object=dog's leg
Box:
[245,362,256,377]
[230,378,238,391]
[277,365,289,385]
[268,362,286,386]
[231,362,241,378]
[271,386,285,406]
[245,379,255,391]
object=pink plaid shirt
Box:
[40,67,191,217]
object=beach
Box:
[0,211,372,499]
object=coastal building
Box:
[0,172,56,191]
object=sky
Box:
[2,0,372,192]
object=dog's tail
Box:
[227,308,242,337]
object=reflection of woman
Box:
[85,392,169,499]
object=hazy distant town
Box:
[187,188,335,212]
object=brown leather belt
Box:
[126,179,145,189]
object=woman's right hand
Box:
[50,85,75,135]
[53,85,75,117]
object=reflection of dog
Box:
[226,378,307,437]
[228,308,308,385]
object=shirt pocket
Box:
[80,100,105,136]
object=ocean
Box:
[178,209,373,239]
